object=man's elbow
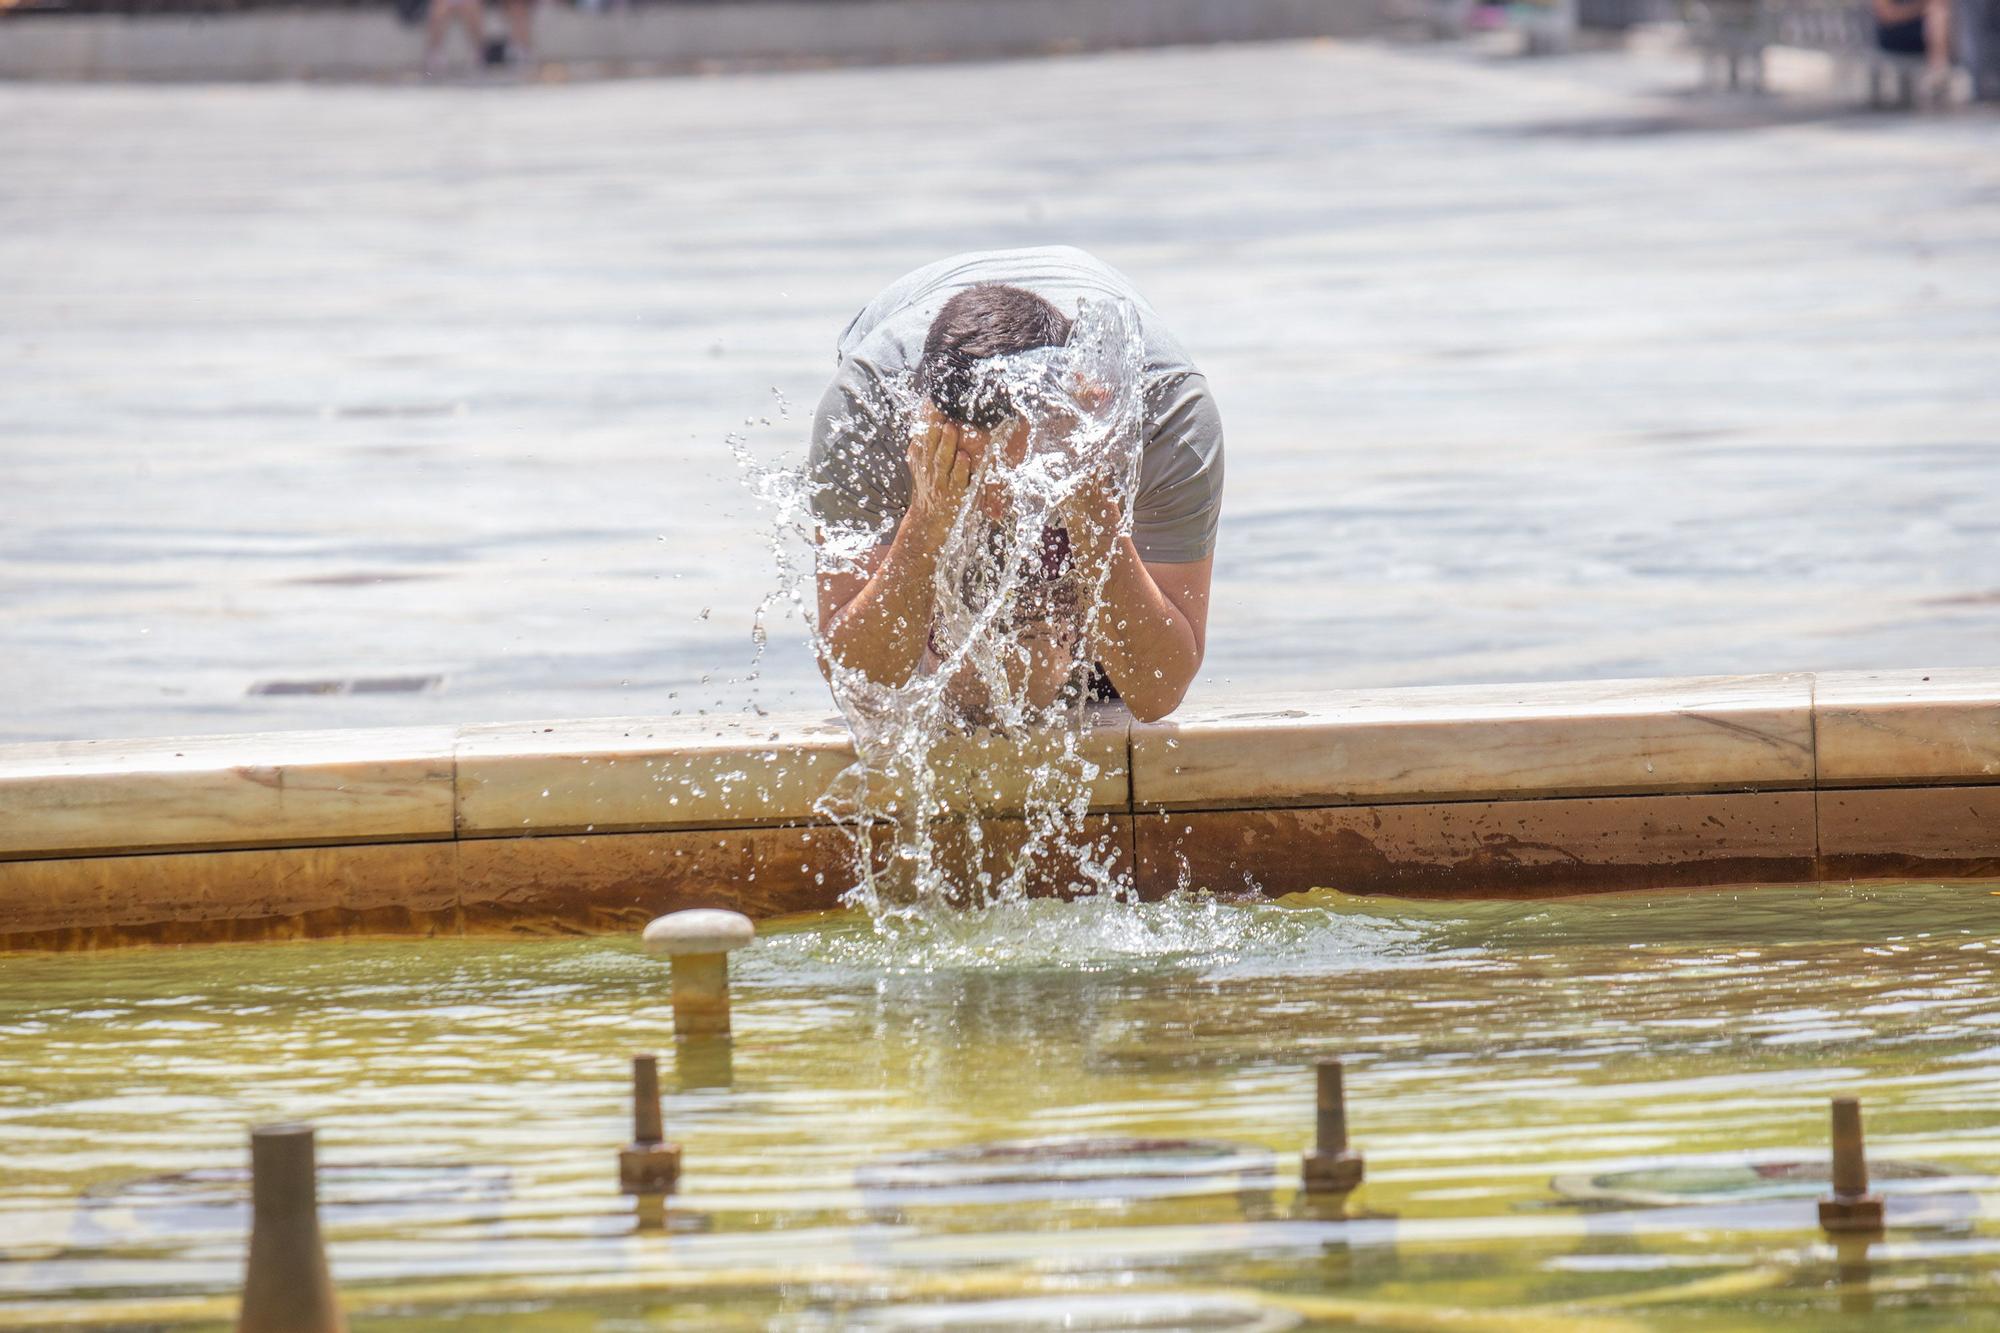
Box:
[1123,663,1199,723]
[819,628,919,691]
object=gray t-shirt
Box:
[807,246,1225,564]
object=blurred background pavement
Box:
[3,33,1997,741]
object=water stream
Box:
[739,297,1151,935]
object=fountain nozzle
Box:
[1301,1059,1365,1198]
[619,1054,683,1196]
[238,1123,345,1333]
[1819,1096,1884,1234]
[643,909,756,1038]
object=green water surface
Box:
[2,882,1999,1329]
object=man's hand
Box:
[814,415,978,690]
[906,417,976,541]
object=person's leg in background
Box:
[504,0,538,67]
[424,0,487,75]
[422,0,451,76]
[1923,0,1954,77]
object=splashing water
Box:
[741,298,1152,937]
[751,892,1457,980]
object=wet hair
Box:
[916,284,1074,429]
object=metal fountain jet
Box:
[237,1123,344,1333]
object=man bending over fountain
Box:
[808,247,1224,724]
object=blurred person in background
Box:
[423,0,536,74]
[1874,0,1954,96]
[500,0,540,67]
[423,0,486,75]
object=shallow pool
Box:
[3,882,1999,1329]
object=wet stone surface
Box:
[1,40,1998,741]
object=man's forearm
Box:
[821,516,947,686]
[1086,537,1202,721]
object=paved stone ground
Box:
[3,37,1997,742]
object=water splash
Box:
[749,893,1455,981]
[742,298,1152,934]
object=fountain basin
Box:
[1,669,1995,949]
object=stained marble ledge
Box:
[1814,668,2000,787]
[868,703,1130,819]
[453,705,1132,836]
[455,714,854,837]
[1131,674,1816,811]
[0,727,457,860]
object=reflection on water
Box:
[1,882,1998,1328]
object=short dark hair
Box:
[917,283,1073,429]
